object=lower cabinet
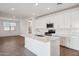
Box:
[25,36,60,56]
[60,36,79,51]
[70,37,79,51]
[60,37,70,48]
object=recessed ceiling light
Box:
[11,8,15,11]
[35,3,38,6]
[47,8,50,10]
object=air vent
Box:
[57,3,63,5]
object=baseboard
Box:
[0,35,20,37]
[0,35,25,38]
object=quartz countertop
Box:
[28,34,61,43]
[28,33,79,43]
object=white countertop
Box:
[27,33,79,43]
[28,34,61,43]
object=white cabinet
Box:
[60,36,79,51]
[25,37,50,56]
[63,37,70,48]
[54,13,71,29]
[60,10,79,51]
[60,37,65,46]
[54,13,71,35]
[54,14,65,28]
[64,13,71,28]
[71,11,79,28]
[60,37,70,48]
[70,37,79,51]
[69,10,79,51]
[70,10,79,37]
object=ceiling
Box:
[0,3,78,19]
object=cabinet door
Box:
[64,37,70,48]
[60,37,65,46]
[60,37,70,48]
[71,11,79,28]
[54,14,65,28]
[70,37,79,51]
[64,13,71,28]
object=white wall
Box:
[0,17,20,37]
[19,19,32,37]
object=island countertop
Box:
[28,34,61,43]
[28,33,79,43]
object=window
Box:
[3,22,16,31]
[10,23,16,31]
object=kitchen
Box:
[23,4,79,56]
[0,3,79,56]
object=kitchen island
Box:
[25,34,60,56]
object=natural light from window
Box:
[3,22,16,31]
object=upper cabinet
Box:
[53,12,71,29]
[71,10,79,28]
[54,13,65,28]
[33,7,79,36]
[54,9,79,29]
[64,13,71,28]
